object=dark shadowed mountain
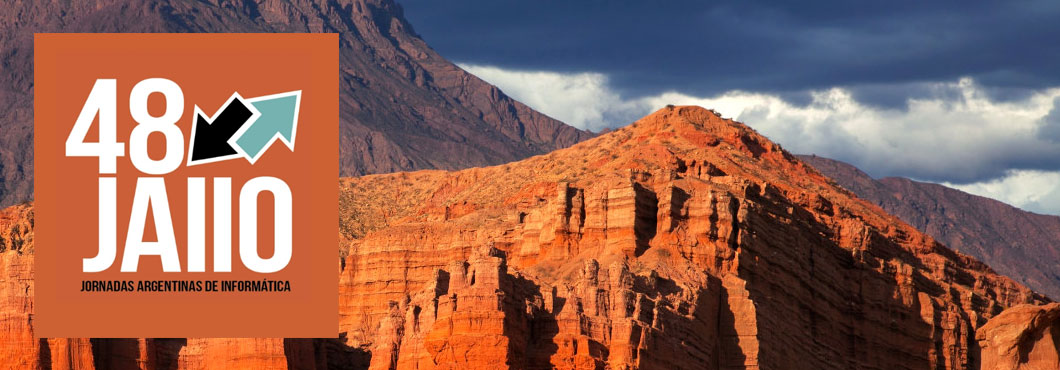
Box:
[0,0,592,208]
[800,154,1060,299]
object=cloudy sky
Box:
[400,0,1060,215]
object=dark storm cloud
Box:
[398,0,1060,196]
[399,0,1060,102]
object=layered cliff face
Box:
[335,106,1047,369]
[0,204,40,368]
[0,204,103,370]
[800,155,1060,300]
[0,0,591,208]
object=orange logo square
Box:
[33,33,338,337]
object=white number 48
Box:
[66,78,186,175]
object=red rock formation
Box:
[0,0,592,208]
[801,155,1060,300]
[976,303,1060,370]
[0,204,101,370]
[0,106,1053,368]
[335,106,1047,369]
[0,204,36,368]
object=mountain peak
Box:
[638,104,726,124]
[630,105,740,137]
[625,105,786,162]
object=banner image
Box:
[33,34,338,338]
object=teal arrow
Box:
[232,91,300,163]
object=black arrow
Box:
[188,96,254,164]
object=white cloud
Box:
[946,170,1060,215]
[458,64,641,132]
[459,63,1060,215]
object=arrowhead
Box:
[188,95,256,165]
[231,91,300,163]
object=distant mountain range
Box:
[801,154,1060,299]
[0,0,592,208]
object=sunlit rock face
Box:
[334,106,1045,369]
